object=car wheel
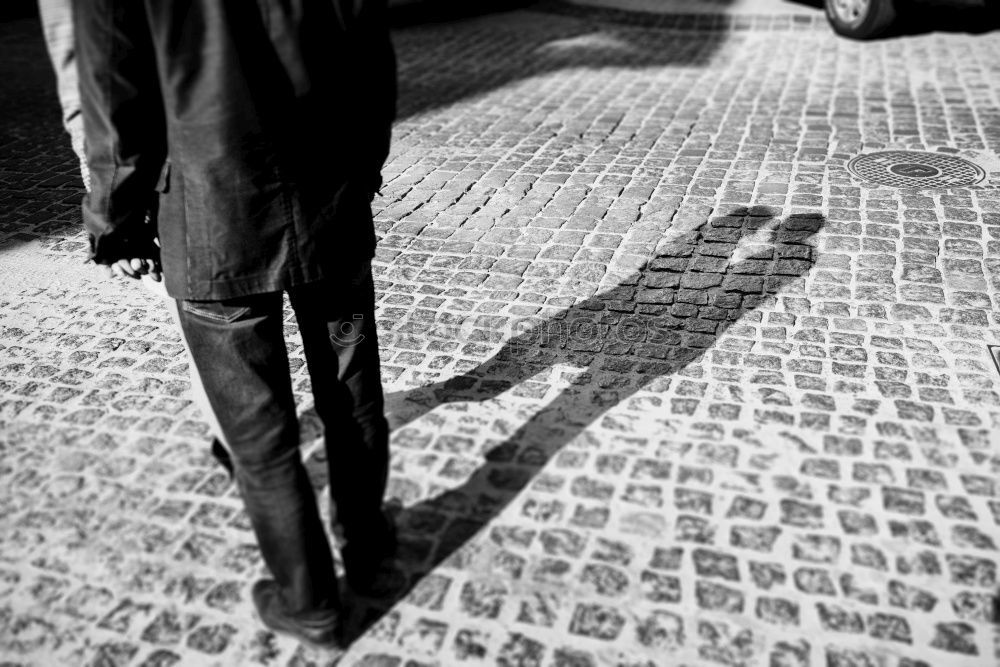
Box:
[824,0,897,39]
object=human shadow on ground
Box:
[336,207,825,642]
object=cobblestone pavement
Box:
[2,2,1000,666]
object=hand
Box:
[104,257,162,282]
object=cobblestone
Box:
[3,1,1000,666]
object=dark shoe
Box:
[252,579,340,649]
[211,437,234,477]
[341,513,397,594]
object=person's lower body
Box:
[288,268,395,594]
[175,261,392,642]
[143,275,234,475]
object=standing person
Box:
[72,0,398,648]
[38,0,235,475]
[38,0,87,188]
[38,0,90,190]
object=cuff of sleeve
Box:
[87,221,159,266]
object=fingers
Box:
[107,258,160,281]
[110,259,139,279]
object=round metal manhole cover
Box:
[847,151,986,189]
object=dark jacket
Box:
[74,0,396,299]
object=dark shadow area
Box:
[390,0,733,121]
[0,0,36,21]
[0,16,85,255]
[336,207,825,642]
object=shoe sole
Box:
[262,622,341,651]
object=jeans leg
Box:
[143,267,231,473]
[289,263,389,546]
[176,293,339,614]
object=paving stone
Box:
[888,581,938,613]
[87,641,140,666]
[185,623,237,654]
[516,592,560,628]
[396,619,448,656]
[695,581,745,614]
[696,620,757,666]
[768,640,810,667]
[579,563,629,596]
[648,547,684,571]
[458,579,506,618]
[824,646,884,667]
[930,622,979,656]
[134,650,183,667]
[693,548,740,581]
[748,561,786,591]
[817,603,865,634]
[755,597,800,626]
[730,525,781,552]
[638,570,681,604]
[496,632,545,666]
[568,603,626,640]
[946,555,997,587]
[451,628,488,661]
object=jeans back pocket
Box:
[181,300,252,324]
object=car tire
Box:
[824,0,897,39]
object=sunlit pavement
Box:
[1,2,999,665]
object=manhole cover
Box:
[847,151,986,189]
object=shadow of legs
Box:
[337,210,825,643]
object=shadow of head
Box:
[512,205,823,364]
[389,205,824,422]
[341,207,824,642]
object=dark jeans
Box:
[176,261,388,613]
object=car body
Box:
[825,0,999,38]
